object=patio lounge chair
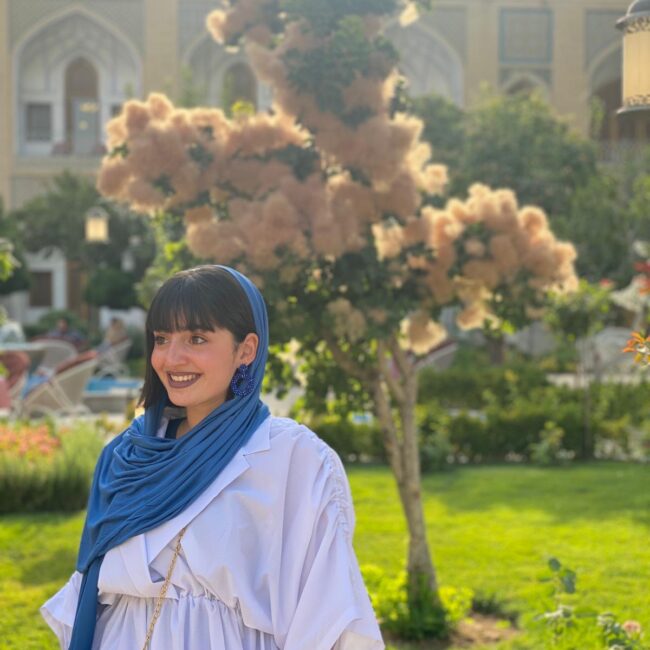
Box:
[33,339,78,372]
[20,351,98,418]
[95,338,131,377]
[0,351,30,414]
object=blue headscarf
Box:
[69,266,270,649]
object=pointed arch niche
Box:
[184,36,271,112]
[222,61,258,113]
[14,9,141,157]
[384,19,464,106]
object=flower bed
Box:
[0,421,104,514]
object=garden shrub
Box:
[418,366,488,409]
[309,415,385,463]
[419,428,454,472]
[0,421,104,513]
[529,422,572,465]
[590,382,650,425]
[484,394,584,459]
[361,564,473,640]
[418,353,548,409]
[417,404,454,471]
[593,416,633,459]
[417,359,650,462]
[445,411,488,461]
[84,268,138,309]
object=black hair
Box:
[140,266,256,408]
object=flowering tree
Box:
[97,0,577,628]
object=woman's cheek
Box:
[150,350,164,376]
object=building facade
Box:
[0,0,639,212]
[3,0,644,322]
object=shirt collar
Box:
[241,413,271,455]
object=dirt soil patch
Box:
[452,614,519,646]
[384,613,519,648]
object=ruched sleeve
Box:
[40,571,83,649]
[272,433,384,650]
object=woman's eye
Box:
[190,335,207,345]
[153,335,167,346]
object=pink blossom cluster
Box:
[207,2,446,197]
[0,424,61,461]
[96,2,578,359]
[98,94,306,211]
[382,184,578,338]
[326,298,368,343]
[97,95,439,278]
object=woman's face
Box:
[151,327,258,426]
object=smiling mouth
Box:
[167,372,201,388]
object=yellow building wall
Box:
[465,1,500,103]
[0,0,10,207]
[143,0,179,98]
[553,1,591,133]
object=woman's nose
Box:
[165,338,188,365]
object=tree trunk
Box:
[324,335,443,615]
[370,342,441,608]
[398,370,439,598]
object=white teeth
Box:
[169,374,197,382]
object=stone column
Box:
[552,1,591,135]
[465,0,499,106]
[0,0,11,207]
[143,0,179,97]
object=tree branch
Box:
[372,379,403,484]
[388,334,415,379]
[377,340,406,405]
[322,332,373,384]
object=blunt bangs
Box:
[147,276,226,335]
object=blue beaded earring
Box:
[230,363,255,397]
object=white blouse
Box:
[41,415,384,650]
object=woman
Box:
[41,265,384,650]
[96,317,129,352]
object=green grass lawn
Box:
[1,462,648,649]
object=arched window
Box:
[65,58,99,155]
[15,11,141,157]
[385,19,464,106]
[222,62,257,114]
[186,37,271,111]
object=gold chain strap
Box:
[141,526,187,650]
